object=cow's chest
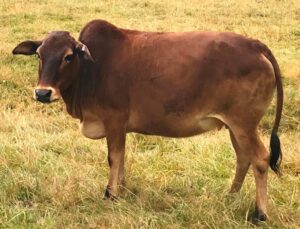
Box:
[79,120,106,139]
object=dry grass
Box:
[0,0,300,228]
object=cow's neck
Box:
[61,61,99,121]
[61,83,82,120]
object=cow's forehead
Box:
[39,31,75,53]
[47,31,74,42]
[45,31,74,42]
[49,31,70,36]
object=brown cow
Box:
[12,19,283,222]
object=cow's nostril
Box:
[35,89,52,103]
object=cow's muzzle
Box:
[34,86,61,103]
[35,89,52,103]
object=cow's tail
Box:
[261,44,283,175]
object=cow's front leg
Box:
[118,150,125,186]
[104,127,126,199]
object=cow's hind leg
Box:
[251,138,269,223]
[229,127,269,223]
[229,130,251,193]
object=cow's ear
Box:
[75,42,94,62]
[12,40,42,55]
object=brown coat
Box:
[12,19,283,222]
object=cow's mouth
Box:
[34,86,61,103]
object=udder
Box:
[79,120,106,139]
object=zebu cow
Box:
[12,19,283,222]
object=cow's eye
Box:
[64,54,74,63]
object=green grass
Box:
[0,0,300,228]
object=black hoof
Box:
[249,207,267,224]
[103,187,117,200]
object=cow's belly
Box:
[128,115,224,137]
[79,120,106,139]
[79,113,224,139]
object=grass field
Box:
[0,0,300,228]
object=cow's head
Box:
[12,31,94,103]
